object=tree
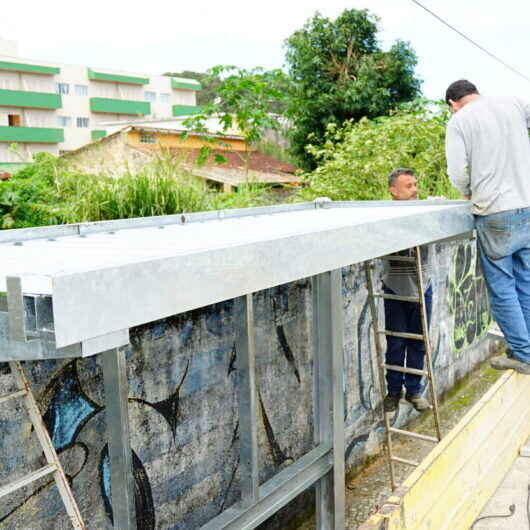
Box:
[285,9,422,170]
[181,66,290,172]
[298,101,459,201]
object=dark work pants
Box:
[383,284,433,396]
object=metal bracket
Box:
[2,277,129,360]
[6,276,34,343]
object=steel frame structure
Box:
[0,200,474,529]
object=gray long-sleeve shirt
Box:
[445,95,530,215]
[382,246,433,297]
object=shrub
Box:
[297,101,459,201]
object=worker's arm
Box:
[445,123,471,199]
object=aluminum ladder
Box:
[0,361,86,529]
[364,246,442,491]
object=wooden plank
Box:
[358,371,530,530]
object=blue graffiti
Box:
[43,362,101,452]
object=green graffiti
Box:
[448,242,491,352]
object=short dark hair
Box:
[388,168,415,187]
[445,79,479,104]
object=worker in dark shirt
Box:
[382,168,432,412]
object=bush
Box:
[297,101,459,201]
[0,153,70,228]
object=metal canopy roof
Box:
[0,200,473,351]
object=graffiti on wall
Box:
[0,244,494,529]
[448,242,491,352]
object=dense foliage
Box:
[165,68,289,114]
[181,66,289,169]
[0,154,277,229]
[183,66,288,143]
[299,102,459,201]
[0,99,462,230]
[285,9,422,169]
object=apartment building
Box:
[0,39,201,167]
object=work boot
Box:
[383,393,401,412]
[405,393,431,411]
[490,355,530,375]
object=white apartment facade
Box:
[0,39,201,168]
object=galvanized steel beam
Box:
[200,443,332,529]
[236,294,259,506]
[47,204,473,348]
[101,348,137,530]
[312,270,346,529]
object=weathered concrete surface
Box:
[0,239,496,529]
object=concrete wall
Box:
[0,239,494,529]
[126,130,247,151]
[65,131,152,177]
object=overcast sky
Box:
[3,0,530,100]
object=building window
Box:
[55,83,70,95]
[139,133,156,144]
[75,84,88,96]
[144,91,156,102]
[8,114,21,127]
[76,117,89,128]
[160,93,171,104]
[57,116,72,127]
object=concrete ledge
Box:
[359,371,530,530]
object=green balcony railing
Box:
[0,126,64,143]
[172,104,202,117]
[171,79,202,91]
[90,97,150,115]
[91,130,107,140]
[88,69,148,85]
[0,61,60,75]
[0,89,62,110]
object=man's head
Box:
[388,168,418,200]
[445,80,480,113]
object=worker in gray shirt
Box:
[445,79,530,375]
[382,168,433,412]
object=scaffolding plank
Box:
[359,371,530,530]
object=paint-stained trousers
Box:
[383,285,432,396]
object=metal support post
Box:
[235,294,259,506]
[312,270,345,530]
[101,348,137,530]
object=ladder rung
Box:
[389,427,439,443]
[0,464,57,498]
[379,330,424,340]
[382,364,428,376]
[374,293,420,303]
[0,389,28,404]
[391,456,420,467]
[379,255,416,263]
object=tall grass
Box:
[61,167,212,223]
[0,152,276,228]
